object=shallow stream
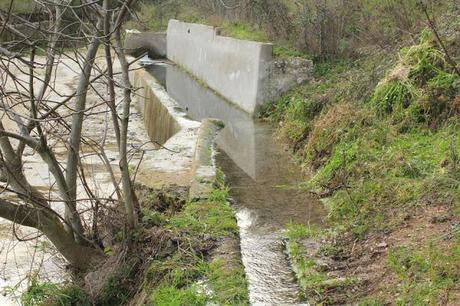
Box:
[146,62,325,305]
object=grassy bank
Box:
[271,19,460,304]
[21,180,248,306]
[146,183,248,306]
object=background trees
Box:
[129,0,449,59]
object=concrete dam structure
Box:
[126,19,312,115]
[167,19,272,114]
[126,20,319,304]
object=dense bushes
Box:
[267,22,459,236]
[371,31,459,129]
[131,0,454,59]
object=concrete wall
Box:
[130,68,180,146]
[167,19,273,114]
[125,31,167,58]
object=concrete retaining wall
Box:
[130,68,180,146]
[167,19,273,114]
[188,119,223,201]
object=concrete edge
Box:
[130,63,197,131]
[188,118,224,201]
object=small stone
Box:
[377,242,387,248]
[431,215,451,223]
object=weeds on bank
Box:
[273,29,459,303]
[284,223,358,303]
[168,185,237,239]
[387,236,460,304]
[21,276,90,306]
[149,183,248,306]
[271,29,459,237]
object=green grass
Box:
[168,198,238,239]
[285,222,321,240]
[315,121,460,237]
[149,256,248,306]
[387,237,460,304]
[206,259,248,305]
[218,21,268,42]
[152,286,207,306]
[21,277,90,306]
[284,223,358,303]
[370,80,420,116]
[147,184,248,305]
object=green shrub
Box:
[370,80,419,116]
[401,30,447,85]
[21,278,90,306]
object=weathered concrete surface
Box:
[124,31,167,58]
[131,68,181,146]
[167,19,273,114]
[130,63,203,188]
[166,20,313,115]
[188,119,223,201]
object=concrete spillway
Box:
[145,61,325,305]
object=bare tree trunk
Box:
[113,28,138,229]
[65,23,102,243]
[0,199,103,271]
[103,0,122,147]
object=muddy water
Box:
[146,62,325,305]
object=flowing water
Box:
[145,61,325,305]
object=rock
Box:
[377,241,388,248]
[261,58,313,103]
[431,215,451,223]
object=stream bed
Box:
[146,61,325,305]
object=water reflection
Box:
[146,63,267,180]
